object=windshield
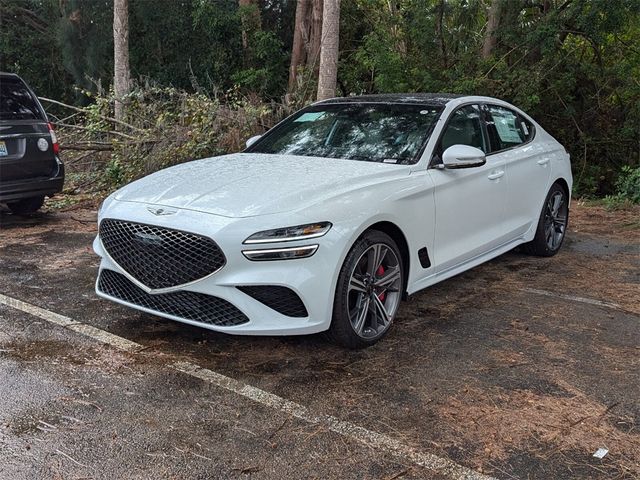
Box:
[248,103,442,164]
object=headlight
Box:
[242,244,318,261]
[243,222,332,244]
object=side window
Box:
[438,105,487,157]
[485,105,533,152]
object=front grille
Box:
[99,219,225,290]
[98,269,249,327]
[237,285,308,317]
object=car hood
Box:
[113,153,410,218]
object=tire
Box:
[8,196,45,215]
[328,230,404,349]
[521,182,569,257]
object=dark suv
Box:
[0,72,64,214]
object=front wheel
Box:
[328,231,404,349]
[522,182,569,257]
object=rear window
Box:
[0,78,43,121]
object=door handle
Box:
[537,158,550,166]
[487,170,505,180]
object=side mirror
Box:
[245,135,262,149]
[441,145,486,169]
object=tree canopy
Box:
[1,0,638,196]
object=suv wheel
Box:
[8,196,45,215]
[329,230,404,348]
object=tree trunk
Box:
[482,0,500,59]
[388,0,407,55]
[289,0,311,90]
[435,0,447,67]
[113,0,130,122]
[307,0,323,72]
[239,0,250,50]
[317,0,339,101]
[239,0,260,53]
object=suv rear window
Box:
[0,78,43,121]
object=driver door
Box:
[428,104,508,273]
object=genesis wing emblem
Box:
[147,206,177,216]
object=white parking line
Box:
[0,292,495,480]
[522,288,624,311]
[0,293,141,352]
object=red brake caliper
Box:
[376,265,386,302]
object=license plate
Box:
[0,141,7,156]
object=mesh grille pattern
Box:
[99,269,249,326]
[99,219,225,290]
[237,286,308,317]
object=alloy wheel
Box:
[347,243,402,339]
[543,190,568,250]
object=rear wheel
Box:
[329,231,404,348]
[8,196,45,215]
[522,182,569,257]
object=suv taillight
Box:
[48,122,59,155]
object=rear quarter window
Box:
[0,78,43,121]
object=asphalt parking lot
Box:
[0,203,638,479]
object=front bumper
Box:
[0,158,64,203]
[93,201,344,336]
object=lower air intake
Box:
[98,269,249,327]
[237,285,308,317]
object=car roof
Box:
[314,93,464,107]
[0,72,23,81]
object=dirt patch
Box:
[571,201,640,242]
[477,246,640,314]
[0,206,97,237]
[3,339,140,375]
[439,382,640,476]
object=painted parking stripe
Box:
[172,360,494,479]
[522,288,624,311]
[0,293,141,352]
[0,292,494,480]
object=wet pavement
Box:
[0,204,638,479]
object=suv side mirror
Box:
[441,145,486,169]
[245,135,262,148]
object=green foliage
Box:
[61,85,290,189]
[0,0,75,102]
[600,166,640,209]
[2,0,639,198]
[56,0,113,100]
[339,0,640,197]
[231,30,288,98]
[616,166,640,203]
[1,0,290,101]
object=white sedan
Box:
[94,94,572,348]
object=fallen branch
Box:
[61,143,114,152]
[52,121,135,140]
[39,96,145,133]
[64,151,96,166]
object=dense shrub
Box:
[54,86,292,190]
[603,166,640,209]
